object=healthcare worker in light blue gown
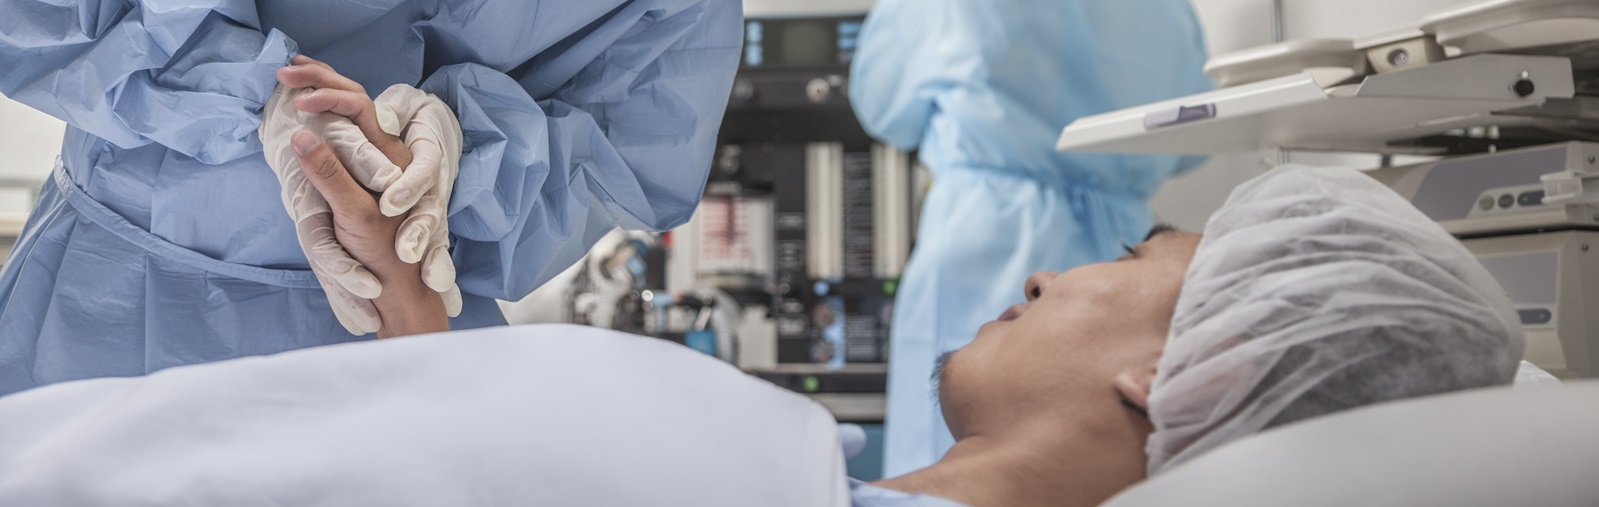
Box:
[850,0,1213,476]
[0,1,742,396]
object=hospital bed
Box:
[0,324,1591,506]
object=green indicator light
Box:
[803,375,820,393]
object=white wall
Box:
[1147,0,1479,231]
[0,94,64,217]
[744,0,874,18]
[1282,0,1473,41]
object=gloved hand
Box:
[371,84,464,317]
[278,56,463,319]
[261,84,398,334]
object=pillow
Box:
[1110,381,1599,506]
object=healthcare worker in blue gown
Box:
[0,1,742,396]
[850,0,1213,476]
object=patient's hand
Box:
[279,55,465,319]
[290,130,450,338]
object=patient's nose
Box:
[1024,271,1057,301]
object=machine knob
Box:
[1513,78,1536,97]
[1387,48,1410,68]
[732,79,756,101]
[717,145,742,174]
[806,78,832,104]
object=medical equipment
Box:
[1059,0,1599,156]
[691,13,911,374]
[1363,144,1599,378]
[1462,232,1599,378]
[655,14,909,478]
[1366,142,1599,236]
[1056,0,1599,380]
[1360,144,1599,378]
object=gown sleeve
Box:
[0,0,293,164]
[846,0,970,151]
[418,0,743,300]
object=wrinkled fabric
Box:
[1147,166,1525,474]
[850,0,1212,475]
[0,0,742,395]
[0,325,849,507]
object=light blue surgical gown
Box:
[0,0,742,396]
[849,0,1212,476]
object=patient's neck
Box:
[873,399,1150,507]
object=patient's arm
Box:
[290,130,450,338]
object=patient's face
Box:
[938,228,1202,439]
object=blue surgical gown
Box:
[0,0,742,396]
[849,0,1212,476]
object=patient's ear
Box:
[1115,365,1157,413]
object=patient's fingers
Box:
[322,121,403,192]
[278,56,365,94]
[291,54,334,70]
[293,131,381,224]
[295,89,412,168]
[294,89,380,136]
[291,133,389,301]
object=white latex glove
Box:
[372,84,464,317]
[261,84,402,334]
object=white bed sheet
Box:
[0,324,848,507]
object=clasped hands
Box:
[260,55,460,337]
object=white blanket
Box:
[0,325,848,507]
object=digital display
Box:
[744,18,864,67]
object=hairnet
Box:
[1145,165,1525,474]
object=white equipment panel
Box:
[1367,142,1599,236]
[1466,231,1599,379]
[1057,54,1576,156]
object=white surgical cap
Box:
[1145,165,1524,475]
